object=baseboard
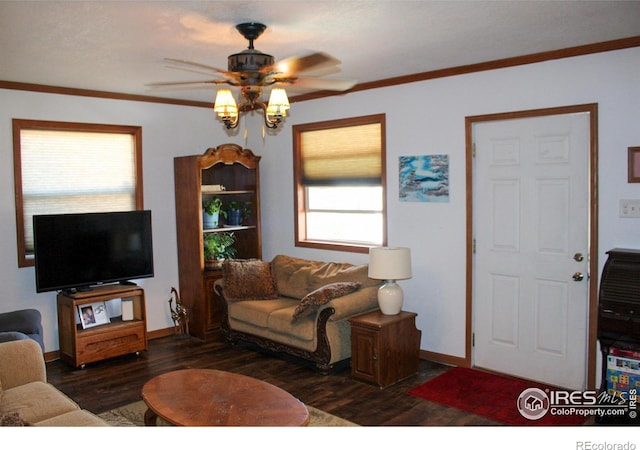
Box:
[419,349,468,368]
[44,350,59,362]
[146,326,175,340]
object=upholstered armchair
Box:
[0,309,44,351]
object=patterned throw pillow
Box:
[0,412,30,426]
[222,259,279,302]
[292,281,361,321]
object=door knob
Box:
[573,253,584,262]
[572,272,584,282]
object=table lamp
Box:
[368,246,412,315]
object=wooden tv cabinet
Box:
[57,284,147,368]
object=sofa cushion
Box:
[272,254,378,299]
[268,307,316,341]
[222,259,279,302]
[34,409,108,426]
[228,298,298,328]
[292,282,362,320]
[0,381,80,424]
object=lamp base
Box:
[377,280,403,315]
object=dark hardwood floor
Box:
[46,334,501,426]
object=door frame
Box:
[464,103,599,389]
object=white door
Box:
[473,112,590,390]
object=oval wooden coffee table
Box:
[141,368,309,426]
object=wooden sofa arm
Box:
[0,339,47,390]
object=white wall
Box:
[259,46,640,361]
[0,89,271,352]
[1,46,639,364]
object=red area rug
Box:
[408,367,587,426]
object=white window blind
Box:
[300,123,382,186]
[20,129,136,252]
[294,114,386,251]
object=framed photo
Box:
[78,302,110,329]
[629,147,640,183]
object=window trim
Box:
[12,119,144,268]
[293,114,387,253]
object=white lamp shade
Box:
[266,88,290,119]
[213,89,238,117]
[368,247,412,280]
[267,88,290,110]
[369,247,412,315]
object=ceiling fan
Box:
[148,22,357,129]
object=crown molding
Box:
[2,35,639,107]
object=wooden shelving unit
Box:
[56,284,147,368]
[174,143,262,341]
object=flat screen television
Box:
[33,210,154,293]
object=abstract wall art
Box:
[399,154,449,202]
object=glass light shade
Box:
[266,88,290,119]
[213,89,238,118]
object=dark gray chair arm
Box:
[0,309,44,351]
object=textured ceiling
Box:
[1,1,639,103]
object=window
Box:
[293,114,386,253]
[13,119,143,267]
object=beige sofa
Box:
[215,254,381,373]
[0,338,108,426]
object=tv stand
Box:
[63,286,92,295]
[56,284,147,368]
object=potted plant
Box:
[225,201,252,226]
[203,232,236,270]
[202,197,226,229]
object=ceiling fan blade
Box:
[267,52,341,76]
[282,76,357,92]
[164,65,232,79]
[146,79,230,87]
[164,58,236,78]
[294,65,341,77]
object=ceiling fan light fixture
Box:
[151,22,353,133]
[228,22,274,72]
[213,89,239,128]
[263,88,290,128]
[266,88,290,115]
[228,50,274,72]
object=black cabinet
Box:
[596,248,640,424]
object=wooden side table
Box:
[349,310,421,388]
